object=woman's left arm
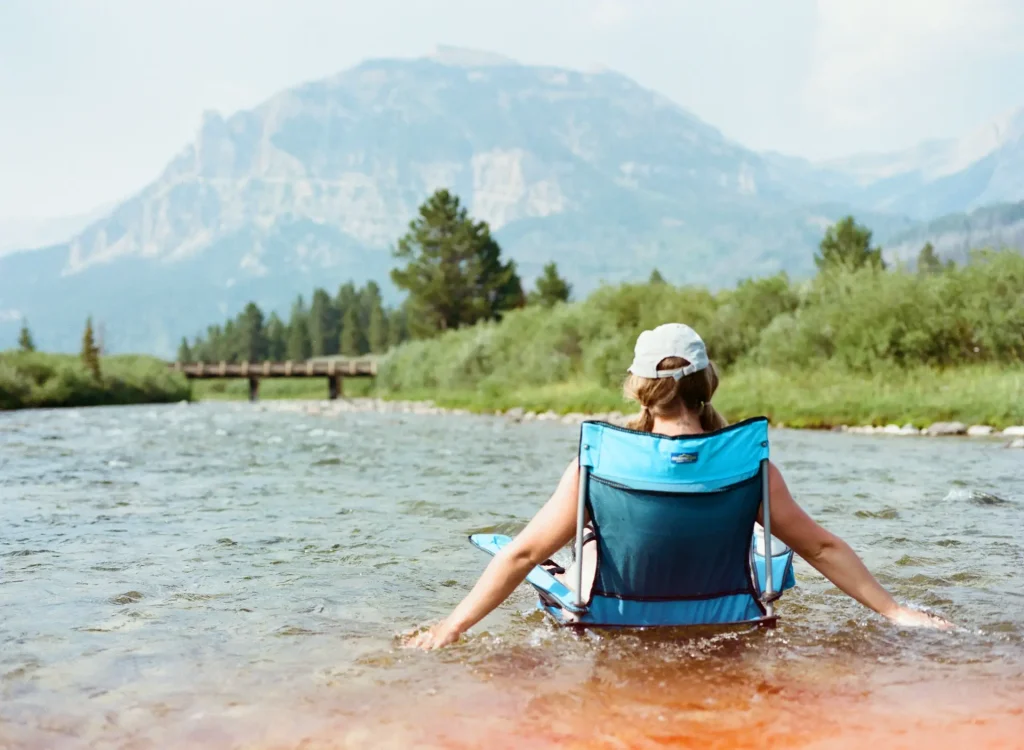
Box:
[406,458,581,650]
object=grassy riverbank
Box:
[376,365,1024,429]
[0,352,191,410]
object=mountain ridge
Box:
[1,48,1021,355]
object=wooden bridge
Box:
[171,359,377,401]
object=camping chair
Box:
[470,417,796,629]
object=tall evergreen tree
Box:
[367,302,388,353]
[286,322,311,361]
[286,296,312,361]
[815,216,886,272]
[339,305,363,357]
[917,242,944,275]
[81,317,101,380]
[308,288,338,357]
[649,269,667,285]
[359,281,387,353]
[391,189,523,338]
[358,281,382,326]
[529,262,572,307]
[18,319,35,352]
[222,320,238,362]
[237,302,268,362]
[265,313,287,361]
[177,337,192,362]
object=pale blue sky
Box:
[2,0,1023,220]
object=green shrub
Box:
[0,352,191,410]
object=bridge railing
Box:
[168,359,377,401]
[171,359,377,378]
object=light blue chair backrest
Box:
[572,418,777,627]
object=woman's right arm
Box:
[763,462,950,629]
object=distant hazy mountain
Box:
[0,47,1019,355]
[884,201,1024,265]
[823,107,1024,219]
[0,203,114,255]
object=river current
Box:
[2,403,1022,749]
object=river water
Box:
[1,402,1022,749]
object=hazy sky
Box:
[2,0,1023,220]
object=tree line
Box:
[381,212,1024,399]
[176,189,573,362]
[178,281,401,363]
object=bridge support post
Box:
[248,377,260,403]
[328,374,342,400]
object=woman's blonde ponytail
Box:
[623,357,727,433]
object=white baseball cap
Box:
[627,323,709,380]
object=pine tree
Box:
[176,337,192,362]
[287,320,312,361]
[265,313,287,361]
[17,319,35,352]
[649,269,667,285]
[308,288,338,357]
[917,242,943,275]
[222,320,238,362]
[237,302,268,362]
[815,216,886,272]
[367,302,388,353]
[391,189,523,338]
[81,316,101,380]
[358,281,382,328]
[528,262,572,307]
[339,305,363,357]
[286,296,312,361]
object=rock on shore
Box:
[248,398,1024,446]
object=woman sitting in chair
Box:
[408,323,950,649]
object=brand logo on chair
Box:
[670,452,699,464]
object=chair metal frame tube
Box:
[574,465,590,608]
[760,458,775,618]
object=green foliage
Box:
[387,306,407,350]
[80,317,101,380]
[286,320,312,361]
[307,288,338,357]
[529,262,572,307]
[378,247,1024,426]
[755,250,1024,372]
[367,303,388,354]
[815,216,886,272]
[286,296,312,361]
[185,281,408,363]
[339,305,363,357]
[177,337,192,362]
[390,189,523,338]
[237,302,268,362]
[916,242,944,275]
[649,269,667,285]
[0,352,190,410]
[702,274,800,367]
[17,320,35,352]
[265,313,287,360]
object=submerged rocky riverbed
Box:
[257,397,1024,447]
[2,402,1022,749]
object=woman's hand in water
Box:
[404,619,462,650]
[885,605,953,630]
